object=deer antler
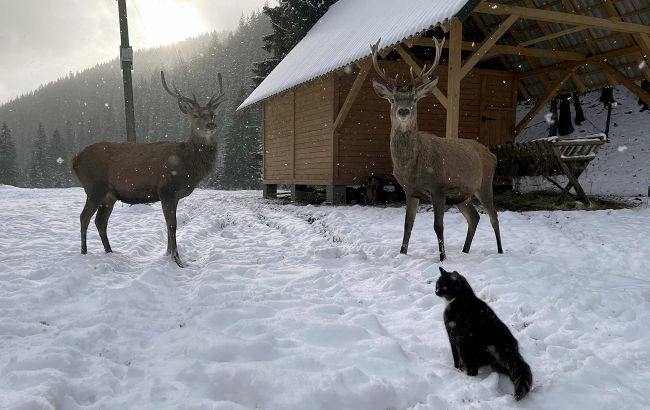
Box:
[411,37,445,87]
[160,71,199,107]
[370,38,399,88]
[206,73,227,110]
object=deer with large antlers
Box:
[370,39,502,261]
[71,71,226,267]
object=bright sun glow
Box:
[136,0,205,48]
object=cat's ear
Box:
[439,267,450,275]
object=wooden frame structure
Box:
[250,0,650,203]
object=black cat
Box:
[434,267,532,401]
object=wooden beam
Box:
[395,44,448,109]
[482,44,585,61]
[518,81,532,100]
[333,59,371,130]
[598,62,650,107]
[468,14,518,76]
[519,26,587,47]
[517,45,641,78]
[446,17,462,139]
[413,37,585,61]
[474,2,650,35]
[459,14,519,80]
[514,67,576,136]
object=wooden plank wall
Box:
[294,77,334,183]
[263,78,334,184]
[263,92,293,182]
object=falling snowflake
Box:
[617,146,628,152]
[56,157,64,164]
[343,65,353,75]
[640,60,647,70]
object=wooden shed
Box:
[239,0,650,204]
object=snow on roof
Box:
[238,0,472,110]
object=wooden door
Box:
[479,109,515,146]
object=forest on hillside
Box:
[0,0,338,190]
[0,13,269,189]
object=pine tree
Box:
[220,85,262,189]
[63,120,76,154]
[0,122,19,186]
[28,123,50,188]
[48,128,71,187]
[252,0,338,85]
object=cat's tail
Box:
[491,347,532,401]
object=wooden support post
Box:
[514,68,576,136]
[598,63,650,107]
[263,184,278,199]
[395,45,448,109]
[334,59,371,130]
[326,185,347,205]
[291,185,307,202]
[459,14,519,80]
[446,18,462,139]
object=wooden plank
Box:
[460,14,519,80]
[517,46,641,78]
[446,17,462,139]
[514,67,576,136]
[334,59,371,130]
[519,26,587,47]
[598,62,650,107]
[395,44,449,109]
[474,2,650,35]
[482,44,585,61]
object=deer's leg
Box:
[80,198,99,254]
[400,196,420,254]
[432,195,446,262]
[161,196,183,267]
[477,188,503,254]
[457,199,480,254]
[95,198,116,253]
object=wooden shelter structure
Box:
[239,0,650,204]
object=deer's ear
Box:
[415,77,438,101]
[372,79,393,100]
[178,100,194,115]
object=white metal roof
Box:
[238,0,472,110]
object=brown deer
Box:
[71,71,226,267]
[370,38,502,261]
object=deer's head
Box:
[370,38,444,132]
[161,71,227,145]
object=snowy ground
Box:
[1,186,649,409]
[516,86,650,197]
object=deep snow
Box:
[1,186,649,409]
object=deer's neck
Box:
[185,135,218,180]
[390,123,419,165]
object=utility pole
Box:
[117,0,137,142]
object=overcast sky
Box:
[0,0,274,105]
